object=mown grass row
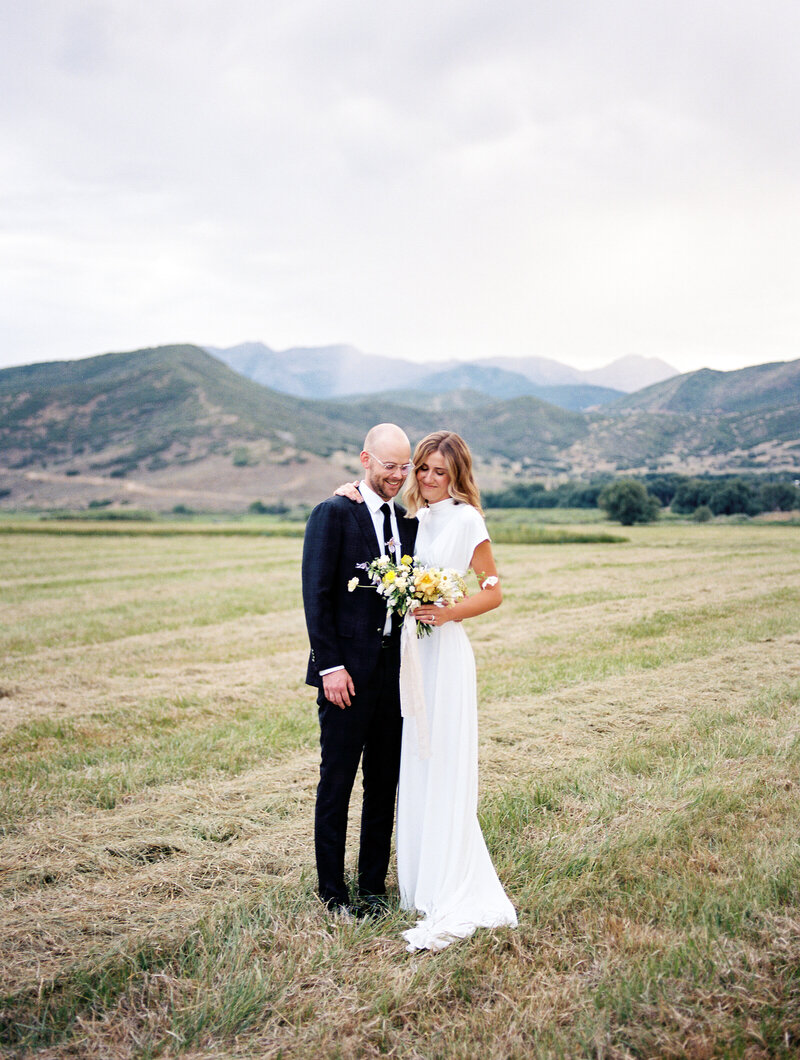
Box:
[3,681,799,1058]
[478,581,800,701]
[0,696,315,828]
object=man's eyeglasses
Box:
[367,452,413,474]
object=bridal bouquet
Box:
[348,553,467,637]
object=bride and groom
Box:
[301,423,517,952]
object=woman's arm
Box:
[415,539,502,627]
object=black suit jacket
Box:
[302,495,418,689]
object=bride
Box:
[339,430,517,952]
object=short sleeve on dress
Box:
[460,505,490,566]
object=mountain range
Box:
[1,344,798,511]
[204,342,677,410]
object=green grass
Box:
[486,506,609,524]
[487,521,627,544]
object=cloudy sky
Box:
[2,0,799,374]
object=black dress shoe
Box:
[355,894,392,918]
[326,901,358,923]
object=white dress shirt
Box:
[358,480,401,560]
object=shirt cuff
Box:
[319,665,345,676]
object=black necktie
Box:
[380,503,395,636]
[380,502,394,557]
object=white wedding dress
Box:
[397,498,518,952]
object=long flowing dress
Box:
[397,497,518,952]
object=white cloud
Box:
[1,0,799,372]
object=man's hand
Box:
[322,669,356,709]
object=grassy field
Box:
[2,519,800,1058]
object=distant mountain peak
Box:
[583,355,678,392]
[471,353,678,392]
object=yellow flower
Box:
[383,570,396,583]
[415,570,438,596]
[401,554,413,566]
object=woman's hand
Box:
[414,603,456,628]
[334,481,362,501]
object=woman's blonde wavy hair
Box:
[403,431,482,517]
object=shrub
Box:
[673,477,763,516]
[249,500,289,515]
[709,479,760,516]
[232,447,254,467]
[672,478,714,514]
[759,481,800,512]
[693,505,713,523]
[110,462,139,478]
[599,480,660,525]
[642,474,684,507]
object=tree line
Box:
[482,473,800,525]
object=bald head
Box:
[363,423,409,454]
[360,423,411,501]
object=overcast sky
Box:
[2,1,799,374]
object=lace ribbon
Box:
[399,611,431,760]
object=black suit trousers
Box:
[315,640,402,906]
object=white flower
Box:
[347,577,359,592]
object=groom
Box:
[302,423,418,916]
